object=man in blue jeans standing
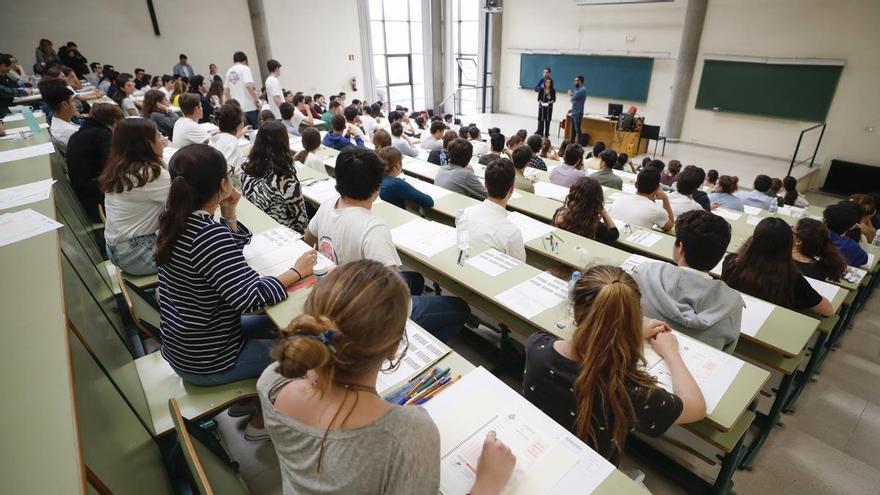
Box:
[568,75,586,145]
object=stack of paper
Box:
[739,293,774,337]
[620,253,663,274]
[743,205,762,216]
[533,182,570,202]
[376,321,451,395]
[641,331,744,415]
[404,177,452,200]
[507,211,556,242]
[0,208,64,247]
[0,122,49,140]
[2,111,45,122]
[242,226,334,277]
[713,208,743,221]
[625,230,663,247]
[391,218,457,258]
[301,178,340,204]
[0,179,55,210]
[425,367,615,495]
[465,248,521,276]
[0,142,55,164]
[495,272,568,318]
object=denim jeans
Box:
[173,314,278,386]
[244,110,260,129]
[399,270,426,296]
[107,233,157,276]
[411,295,471,343]
[570,112,584,144]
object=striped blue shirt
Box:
[158,211,287,374]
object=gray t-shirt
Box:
[435,164,487,200]
[257,365,441,495]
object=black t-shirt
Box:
[522,332,683,465]
[553,208,620,243]
[795,260,829,281]
[723,254,823,311]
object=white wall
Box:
[498,0,686,128]
[260,0,366,99]
[681,0,880,166]
[1,0,259,80]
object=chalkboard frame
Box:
[518,53,654,102]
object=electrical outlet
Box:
[625,35,636,42]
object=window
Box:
[368,0,425,112]
[452,0,480,115]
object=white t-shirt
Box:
[122,96,138,114]
[49,118,80,151]
[307,199,401,267]
[667,191,703,217]
[209,132,244,176]
[293,107,309,128]
[226,63,256,112]
[607,193,670,230]
[361,115,378,137]
[470,140,491,156]
[457,200,526,261]
[159,87,172,99]
[104,168,171,246]
[172,117,210,147]
[421,134,443,150]
[301,152,326,174]
[265,75,283,118]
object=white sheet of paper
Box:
[495,272,568,318]
[0,208,63,247]
[622,183,637,194]
[391,218,457,258]
[620,253,663,274]
[0,179,55,210]
[713,208,742,221]
[743,205,762,215]
[465,248,521,276]
[0,122,50,140]
[746,215,762,226]
[376,321,451,395]
[242,226,334,276]
[862,253,875,269]
[843,265,867,285]
[404,177,452,200]
[472,163,487,178]
[523,167,541,179]
[403,159,440,181]
[507,211,556,242]
[2,111,44,122]
[625,230,663,247]
[301,178,340,204]
[0,142,55,164]
[806,277,840,302]
[533,182,569,202]
[739,294,773,337]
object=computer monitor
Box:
[608,103,623,118]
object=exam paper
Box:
[0,142,55,164]
[242,226,334,276]
[533,182,570,202]
[620,253,664,274]
[391,219,457,258]
[625,230,662,247]
[0,179,55,210]
[376,321,451,395]
[739,293,773,337]
[523,167,541,179]
[0,122,50,140]
[743,205,762,216]
[806,277,840,302]
[507,211,556,242]
[862,253,876,269]
[713,208,742,221]
[302,178,340,204]
[0,208,64,247]
[2,111,44,122]
[844,266,867,285]
[746,215,762,226]
[465,248,521,276]
[404,177,452,200]
[495,272,568,318]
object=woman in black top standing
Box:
[536,78,556,138]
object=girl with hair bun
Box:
[792,218,848,282]
[523,265,706,464]
[258,259,516,494]
[708,175,744,211]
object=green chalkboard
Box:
[518,54,653,102]
[695,60,843,122]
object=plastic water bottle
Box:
[568,270,582,299]
[768,200,778,215]
[872,234,880,248]
[22,108,41,135]
[455,209,469,249]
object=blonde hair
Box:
[376,146,403,176]
[372,129,391,150]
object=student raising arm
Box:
[523,265,706,465]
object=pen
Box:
[413,367,450,395]
[406,375,453,405]
[405,368,437,399]
[412,375,460,405]
[457,249,464,266]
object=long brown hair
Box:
[555,176,604,239]
[242,121,294,181]
[98,118,163,193]
[569,265,656,453]
[722,218,798,308]
[141,89,167,117]
[794,218,847,281]
[293,127,321,164]
[155,144,229,265]
[372,129,391,150]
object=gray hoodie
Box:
[631,262,743,353]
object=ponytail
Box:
[155,176,196,265]
[817,236,847,281]
[794,218,847,282]
[783,176,799,206]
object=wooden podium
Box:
[565,115,648,156]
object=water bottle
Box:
[768,200,778,215]
[314,264,329,281]
[22,108,41,135]
[872,234,880,248]
[566,270,583,323]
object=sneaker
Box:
[227,402,255,418]
[244,423,270,441]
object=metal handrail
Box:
[436,85,495,115]
[787,122,827,176]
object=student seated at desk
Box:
[372,128,392,150]
[708,175,744,211]
[469,126,491,155]
[722,218,834,316]
[304,147,472,342]
[792,218,847,282]
[734,175,775,211]
[523,265,706,465]
[259,260,515,495]
[427,130,457,166]
[583,142,605,170]
[457,159,526,261]
[511,145,536,193]
[259,109,276,125]
[667,166,704,217]
[525,134,546,171]
[209,103,247,183]
[685,166,711,211]
[478,132,505,165]
[360,104,379,138]
[782,176,810,208]
[504,134,523,159]
[112,73,140,117]
[67,103,125,222]
[554,177,619,243]
[703,169,718,193]
[293,128,326,174]
[40,78,79,154]
[592,149,622,190]
[343,105,365,141]
[632,210,742,353]
[240,121,309,233]
[823,202,869,267]
[172,93,210,147]
[608,168,674,232]
[99,119,171,275]
[435,138,487,200]
[420,120,446,151]
[323,114,364,151]
[377,147,433,210]
[157,144,316,440]
[848,194,877,245]
[539,138,559,161]
[391,122,419,158]
[141,89,179,139]
[320,100,343,129]
[660,160,681,187]
[549,143,587,188]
